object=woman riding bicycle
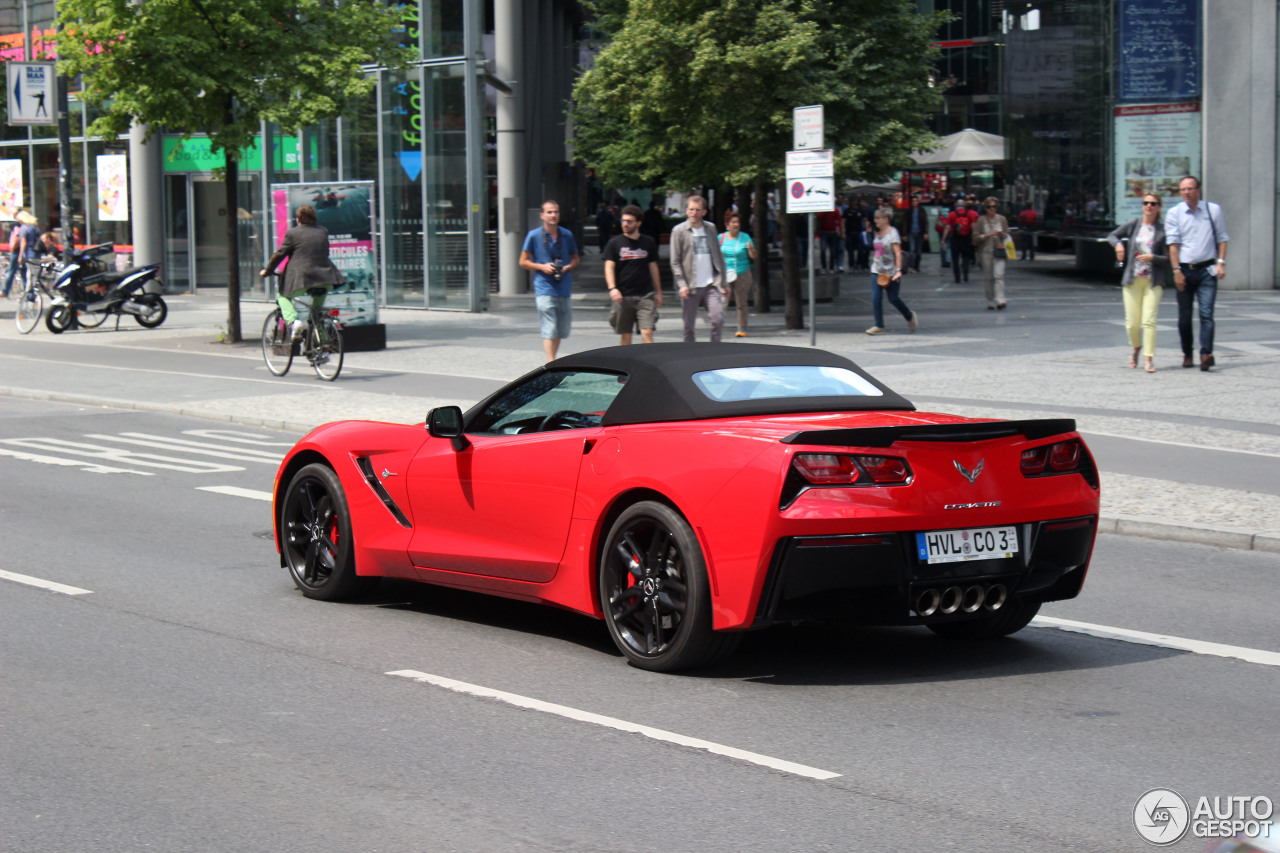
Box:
[259,204,344,340]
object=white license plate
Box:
[916,526,1018,564]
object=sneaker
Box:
[865,326,886,335]
[908,311,918,332]
[735,330,747,338]
[290,320,307,341]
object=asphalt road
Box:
[2,401,1277,852]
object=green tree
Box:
[55,0,412,342]
[573,0,946,327]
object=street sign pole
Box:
[786,144,833,346]
[808,213,815,346]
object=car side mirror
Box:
[427,406,470,451]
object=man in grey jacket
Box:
[669,195,727,342]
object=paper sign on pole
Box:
[786,150,834,180]
[7,63,56,126]
[793,105,823,151]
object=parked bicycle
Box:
[261,286,344,380]
[14,258,61,334]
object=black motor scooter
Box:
[45,243,167,333]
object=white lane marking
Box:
[0,569,93,595]
[386,670,841,781]
[85,433,282,463]
[0,445,154,475]
[0,437,243,473]
[197,485,273,501]
[0,354,322,386]
[1033,616,1280,667]
[1080,431,1280,460]
[183,429,294,447]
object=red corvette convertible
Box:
[273,343,1100,671]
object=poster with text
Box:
[1113,103,1201,224]
[97,154,129,221]
[0,159,23,220]
[270,181,378,326]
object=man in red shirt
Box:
[817,208,844,274]
[942,199,979,283]
[1016,204,1039,260]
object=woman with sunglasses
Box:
[972,197,1010,310]
[1107,194,1170,373]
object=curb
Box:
[6,384,1278,553]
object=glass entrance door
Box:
[169,174,264,294]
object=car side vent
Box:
[355,456,412,528]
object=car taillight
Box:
[791,453,911,486]
[1022,439,1083,477]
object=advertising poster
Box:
[97,154,129,221]
[0,159,23,220]
[1112,103,1201,224]
[270,182,377,326]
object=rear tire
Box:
[926,598,1041,639]
[598,500,739,671]
[309,315,343,381]
[262,309,294,376]
[134,294,167,328]
[14,288,42,334]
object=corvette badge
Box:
[953,459,984,484]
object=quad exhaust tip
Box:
[914,583,1008,617]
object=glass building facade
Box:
[0,0,494,310]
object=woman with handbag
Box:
[973,197,1010,310]
[1106,193,1170,373]
[866,207,917,335]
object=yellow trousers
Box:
[1123,276,1163,357]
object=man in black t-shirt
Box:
[604,205,663,344]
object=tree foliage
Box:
[55,0,410,154]
[572,0,947,189]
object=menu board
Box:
[1118,0,1200,103]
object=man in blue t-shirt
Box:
[520,200,580,362]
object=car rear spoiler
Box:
[781,418,1077,448]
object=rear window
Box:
[691,365,883,402]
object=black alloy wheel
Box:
[598,500,739,671]
[279,463,374,600]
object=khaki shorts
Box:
[609,293,658,333]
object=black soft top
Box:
[538,343,915,425]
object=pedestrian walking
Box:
[1017,204,1039,260]
[670,195,727,342]
[520,200,580,361]
[595,204,614,255]
[1107,193,1170,373]
[817,207,843,273]
[973,197,1010,310]
[603,205,662,345]
[897,197,929,273]
[2,219,21,298]
[718,210,757,338]
[942,199,978,282]
[1165,176,1228,371]
[865,207,917,335]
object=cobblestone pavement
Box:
[2,247,1278,550]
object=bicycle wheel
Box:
[309,315,344,381]
[15,286,42,333]
[261,309,294,376]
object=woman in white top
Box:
[866,207,917,335]
[1106,194,1170,373]
[972,196,1010,310]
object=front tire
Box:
[261,309,294,376]
[14,288,42,334]
[599,500,739,671]
[926,598,1041,639]
[279,463,375,600]
[45,304,73,334]
[134,294,167,328]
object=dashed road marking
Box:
[0,569,93,595]
[386,669,842,781]
[197,485,273,501]
[1033,616,1280,667]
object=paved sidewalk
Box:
[3,248,1278,552]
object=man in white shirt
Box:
[669,195,727,342]
[1165,176,1228,371]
